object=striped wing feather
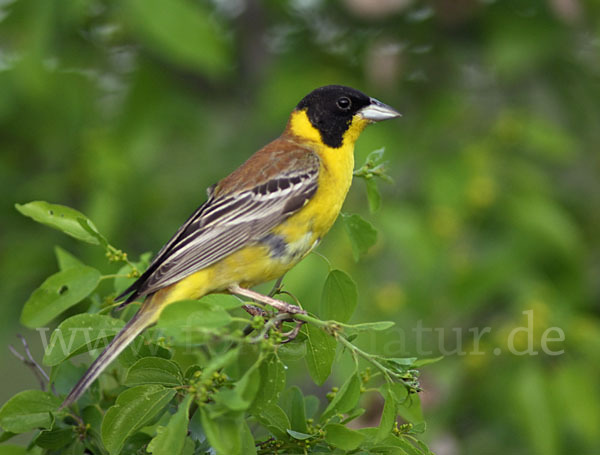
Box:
[117,143,320,304]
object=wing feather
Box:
[117,148,319,304]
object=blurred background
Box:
[1,0,599,453]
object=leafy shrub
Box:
[1,156,436,454]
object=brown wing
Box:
[117,140,320,304]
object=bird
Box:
[61,85,400,408]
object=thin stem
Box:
[9,335,53,392]
[19,334,51,384]
[310,250,332,270]
[291,312,330,329]
[8,345,46,389]
[278,290,302,307]
[99,274,129,281]
[337,335,393,383]
[247,312,292,343]
[98,301,126,315]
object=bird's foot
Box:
[241,304,269,318]
[233,285,305,343]
[280,320,305,343]
[229,285,306,315]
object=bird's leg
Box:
[268,276,285,297]
[241,304,268,318]
[228,285,306,315]
[281,320,305,343]
[230,285,305,343]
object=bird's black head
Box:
[295,85,400,148]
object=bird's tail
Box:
[60,296,164,409]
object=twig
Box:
[337,335,393,383]
[248,312,294,343]
[9,335,52,391]
[8,345,46,389]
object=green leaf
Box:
[0,390,61,433]
[320,269,357,323]
[124,357,184,387]
[290,387,308,434]
[184,365,203,380]
[341,407,366,424]
[182,438,195,455]
[240,419,257,455]
[277,340,307,362]
[234,360,261,403]
[54,246,85,271]
[341,213,378,261]
[366,178,382,213]
[373,433,429,455]
[214,390,248,413]
[366,148,386,165]
[0,431,16,443]
[33,427,75,450]
[281,386,308,434]
[20,266,101,328]
[81,405,103,438]
[368,444,414,455]
[411,356,444,368]
[376,384,398,443]
[0,446,27,455]
[101,385,176,455]
[386,357,418,367]
[200,409,243,455]
[389,436,427,455]
[305,395,321,419]
[76,218,109,247]
[120,432,152,455]
[397,393,424,426]
[157,299,233,343]
[216,364,261,411]
[251,354,286,411]
[199,294,244,310]
[305,324,336,385]
[67,439,87,454]
[324,423,365,451]
[119,338,172,369]
[200,347,240,380]
[147,394,193,455]
[389,383,410,405]
[123,0,230,77]
[286,429,314,440]
[342,321,396,335]
[15,201,106,245]
[321,373,361,421]
[253,403,290,440]
[43,314,125,366]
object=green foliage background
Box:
[1,0,599,454]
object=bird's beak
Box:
[358,97,402,122]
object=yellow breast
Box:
[272,110,368,255]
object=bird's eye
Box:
[336,96,351,110]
